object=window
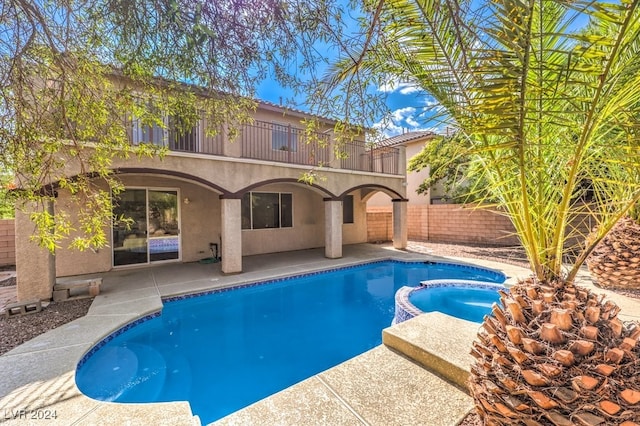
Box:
[343,195,354,224]
[242,192,293,230]
[272,123,297,152]
[131,108,167,147]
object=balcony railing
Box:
[339,141,399,175]
[132,119,400,175]
[169,124,224,156]
[239,121,331,167]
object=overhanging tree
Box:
[0,0,312,250]
[308,0,640,423]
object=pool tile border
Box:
[163,258,506,303]
[76,311,161,370]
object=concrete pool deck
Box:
[1,244,638,425]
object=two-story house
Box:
[15,97,409,302]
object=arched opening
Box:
[339,184,407,247]
[237,181,331,257]
[53,171,230,275]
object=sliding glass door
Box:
[113,188,180,267]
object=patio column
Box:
[220,197,242,273]
[392,199,408,250]
[324,198,342,258]
[16,201,56,301]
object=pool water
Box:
[408,284,504,323]
[76,261,504,424]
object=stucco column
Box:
[326,130,341,169]
[221,123,242,158]
[15,201,56,301]
[392,199,408,250]
[221,197,242,273]
[324,199,342,259]
[397,145,407,176]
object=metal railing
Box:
[131,118,400,175]
[239,121,331,167]
[338,141,399,175]
[169,124,224,156]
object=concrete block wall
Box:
[0,219,16,266]
[428,204,519,245]
[407,205,429,241]
[366,211,392,243]
[367,204,519,246]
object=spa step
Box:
[382,312,478,389]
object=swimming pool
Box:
[76,260,504,424]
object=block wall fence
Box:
[0,219,16,266]
[367,204,520,246]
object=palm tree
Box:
[318,0,640,423]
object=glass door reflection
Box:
[113,188,180,267]
[147,190,179,262]
[113,189,148,266]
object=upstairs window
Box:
[131,114,167,147]
[242,192,293,230]
[272,123,298,152]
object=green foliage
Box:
[0,172,15,218]
[408,133,492,203]
[314,0,640,284]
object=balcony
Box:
[137,119,401,176]
[239,121,332,166]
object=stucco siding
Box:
[241,183,325,256]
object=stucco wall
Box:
[241,185,368,256]
[342,189,367,245]
[368,139,431,207]
[0,219,15,266]
[52,178,370,275]
[241,183,325,256]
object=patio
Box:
[0,243,637,425]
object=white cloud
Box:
[423,97,440,108]
[405,116,420,128]
[391,106,416,122]
[398,83,422,95]
[372,105,447,139]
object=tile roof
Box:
[375,131,436,148]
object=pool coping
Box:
[4,244,631,425]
